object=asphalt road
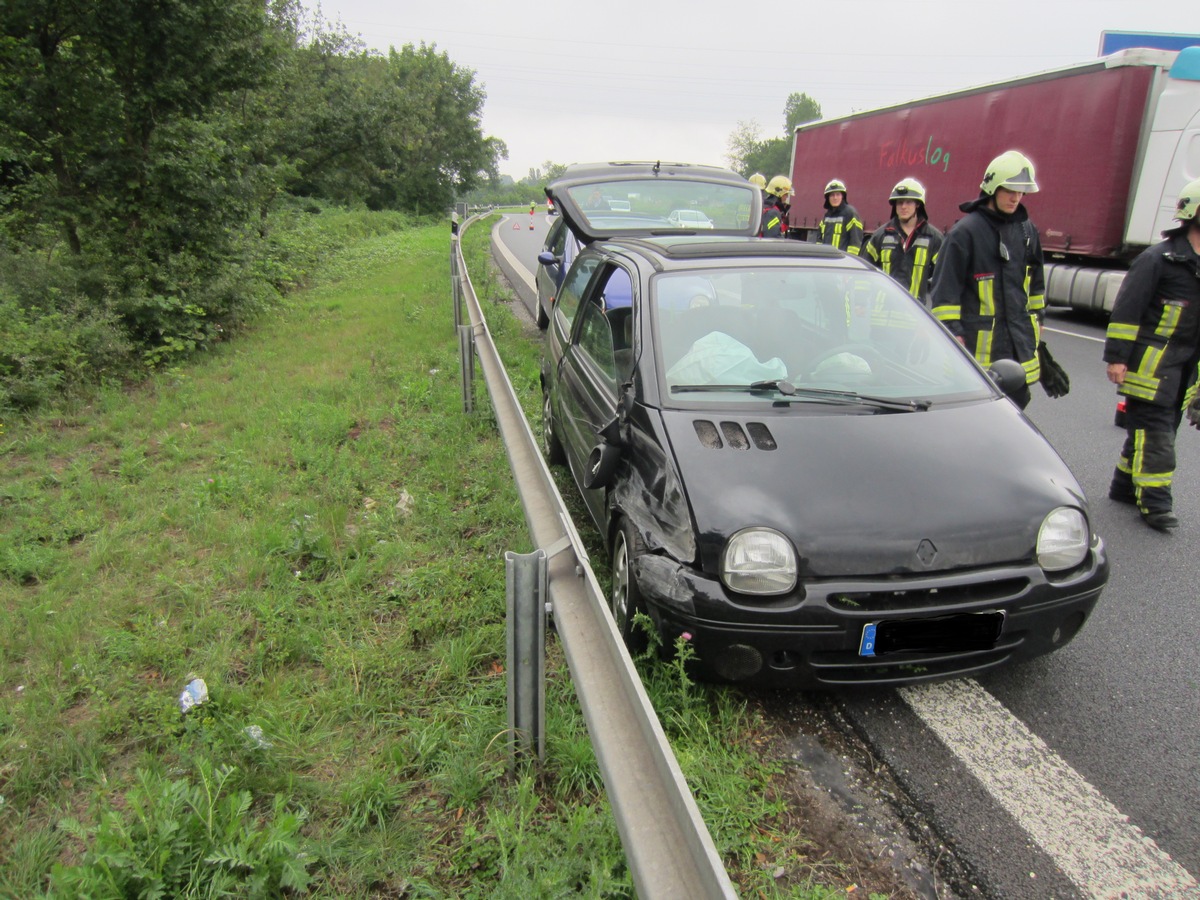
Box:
[493,214,1200,899]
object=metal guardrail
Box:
[452,215,737,899]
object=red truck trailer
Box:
[788,48,1200,313]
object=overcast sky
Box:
[315,1,1198,181]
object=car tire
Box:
[542,384,566,465]
[611,519,649,653]
[535,300,549,330]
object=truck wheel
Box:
[542,385,566,465]
[611,519,649,653]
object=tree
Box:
[0,0,272,265]
[784,92,822,133]
[726,94,823,181]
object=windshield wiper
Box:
[672,380,931,411]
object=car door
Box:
[556,265,633,527]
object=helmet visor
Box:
[1000,166,1039,194]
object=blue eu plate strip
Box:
[859,623,877,657]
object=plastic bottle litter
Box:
[244,725,272,749]
[178,678,209,713]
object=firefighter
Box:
[865,178,943,305]
[759,175,792,238]
[818,179,864,255]
[1104,177,1200,531]
[929,150,1045,409]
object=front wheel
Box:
[542,384,566,465]
[611,519,649,652]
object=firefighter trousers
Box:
[1110,397,1185,515]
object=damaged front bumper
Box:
[631,539,1108,688]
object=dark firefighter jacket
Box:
[819,202,864,255]
[930,196,1046,384]
[759,199,786,238]
[1103,230,1200,407]
[865,216,944,304]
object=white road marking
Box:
[1044,324,1105,344]
[493,217,537,292]
[900,679,1199,899]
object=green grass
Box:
[0,214,882,898]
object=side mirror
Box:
[583,442,621,490]
[583,417,624,490]
[988,358,1027,396]
[537,251,560,268]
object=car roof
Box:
[545,161,760,243]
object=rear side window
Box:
[554,255,600,331]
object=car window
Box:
[545,217,566,256]
[575,294,619,388]
[564,179,753,233]
[555,255,601,331]
[652,268,990,404]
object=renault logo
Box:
[917,539,937,567]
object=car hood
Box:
[660,399,1087,578]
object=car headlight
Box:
[1037,507,1089,571]
[721,528,797,595]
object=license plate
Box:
[859,611,1004,657]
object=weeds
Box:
[0,215,889,899]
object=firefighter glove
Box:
[1038,341,1070,398]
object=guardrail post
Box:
[505,549,547,767]
[450,242,463,331]
[458,324,474,413]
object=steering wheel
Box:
[805,342,883,380]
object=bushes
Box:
[0,205,418,414]
[0,287,134,410]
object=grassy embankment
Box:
[0,212,879,898]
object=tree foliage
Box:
[726,93,823,182]
[784,92,822,133]
[0,0,505,411]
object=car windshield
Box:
[565,179,754,233]
[653,267,993,407]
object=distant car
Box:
[607,199,632,211]
[667,209,715,229]
[539,165,1108,688]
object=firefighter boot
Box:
[1104,472,1132,508]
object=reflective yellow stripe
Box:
[1155,304,1180,339]
[1139,345,1164,375]
[977,277,995,317]
[1123,371,1160,401]
[974,330,993,365]
[1106,322,1139,341]
[909,247,928,298]
[932,304,959,323]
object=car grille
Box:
[826,577,1030,612]
[692,419,777,451]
